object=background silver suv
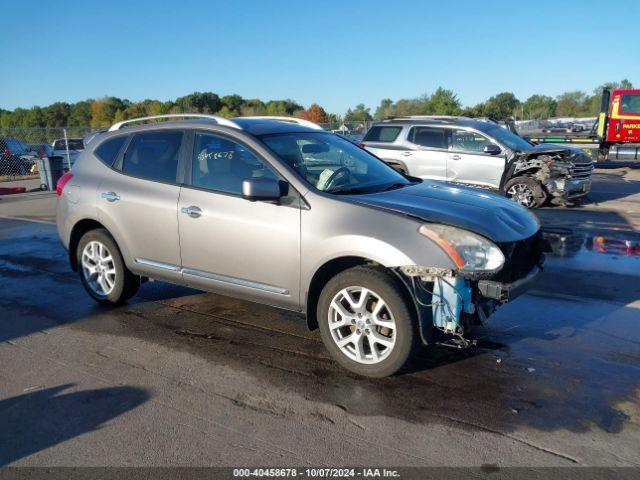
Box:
[57,114,544,377]
[362,117,594,208]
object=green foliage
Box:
[1,79,635,128]
[372,88,461,119]
[522,95,556,119]
[344,104,373,122]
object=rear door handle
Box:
[101,192,120,202]
[401,151,413,156]
[181,206,202,218]
[450,155,461,161]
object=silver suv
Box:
[362,117,594,208]
[57,114,544,377]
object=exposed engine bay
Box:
[396,232,547,349]
[508,147,594,205]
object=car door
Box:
[447,128,506,189]
[178,131,301,310]
[402,126,449,181]
[96,130,184,282]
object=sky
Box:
[1,0,638,115]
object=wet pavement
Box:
[0,170,639,466]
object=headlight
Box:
[419,224,504,274]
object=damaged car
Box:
[57,114,545,378]
[361,117,593,208]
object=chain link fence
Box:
[0,127,94,186]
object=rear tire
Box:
[317,266,417,377]
[504,176,547,208]
[76,228,140,304]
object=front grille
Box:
[492,231,545,283]
[570,160,594,179]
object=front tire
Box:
[77,228,140,304]
[317,266,417,377]
[504,176,547,208]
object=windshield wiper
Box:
[327,187,369,195]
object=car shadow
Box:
[0,384,150,466]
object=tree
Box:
[42,102,71,127]
[175,92,221,113]
[426,87,462,115]
[344,103,372,122]
[68,100,93,126]
[481,92,520,120]
[90,97,129,127]
[522,95,556,119]
[221,94,244,115]
[302,103,328,124]
[555,91,587,117]
[240,99,265,116]
[374,98,395,119]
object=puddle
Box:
[542,228,640,277]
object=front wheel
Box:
[504,176,547,209]
[317,266,417,377]
[77,228,140,304]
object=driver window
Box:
[451,129,494,154]
[192,133,279,195]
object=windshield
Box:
[53,139,84,150]
[260,132,412,194]
[482,124,532,151]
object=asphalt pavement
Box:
[0,169,639,467]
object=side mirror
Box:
[242,178,284,202]
[483,144,502,155]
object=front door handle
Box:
[401,151,413,156]
[101,192,120,202]
[181,206,202,218]
[450,155,461,161]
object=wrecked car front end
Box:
[352,181,546,349]
[511,146,594,205]
[397,227,545,348]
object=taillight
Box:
[358,143,366,149]
[56,172,74,196]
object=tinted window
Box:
[123,131,183,183]
[53,139,84,150]
[95,136,127,166]
[451,129,493,154]
[621,94,640,115]
[192,133,279,195]
[363,126,402,142]
[409,127,447,149]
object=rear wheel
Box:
[317,266,417,377]
[77,229,140,304]
[504,176,547,208]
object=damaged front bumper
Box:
[546,177,591,201]
[397,251,544,348]
[477,265,541,302]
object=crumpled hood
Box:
[353,181,540,243]
[519,143,587,160]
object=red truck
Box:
[527,88,640,161]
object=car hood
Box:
[352,181,540,243]
[518,143,587,158]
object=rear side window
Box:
[95,136,127,166]
[122,131,183,183]
[363,126,402,142]
[408,127,448,149]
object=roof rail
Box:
[395,115,472,121]
[242,116,324,130]
[108,114,240,131]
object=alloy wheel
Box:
[81,241,116,296]
[328,286,396,364]
[507,183,536,208]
